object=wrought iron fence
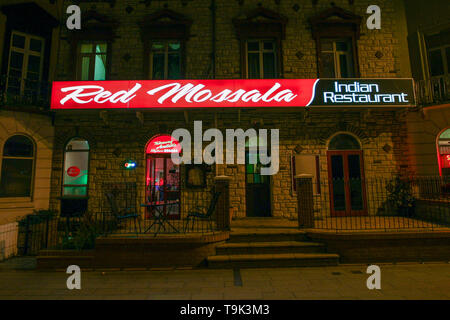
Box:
[415,75,450,106]
[0,74,51,108]
[310,176,450,231]
[99,182,219,235]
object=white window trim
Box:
[6,31,45,95]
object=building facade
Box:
[404,0,450,177]
[0,1,62,225]
[45,0,417,223]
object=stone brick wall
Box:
[50,0,412,219]
[56,0,411,80]
[50,108,409,218]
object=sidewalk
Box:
[0,261,449,299]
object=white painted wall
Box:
[0,111,54,225]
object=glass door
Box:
[145,155,180,219]
[327,151,367,216]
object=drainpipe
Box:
[210,0,216,79]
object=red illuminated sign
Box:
[51,79,415,109]
[146,135,181,154]
[67,166,80,177]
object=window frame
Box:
[6,30,45,95]
[316,36,358,78]
[149,40,183,80]
[319,38,355,78]
[76,41,110,81]
[245,39,278,79]
[61,137,90,199]
[0,134,36,199]
[309,7,362,78]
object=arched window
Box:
[62,138,90,197]
[438,128,450,176]
[328,133,361,150]
[0,135,35,197]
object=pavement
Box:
[0,258,449,300]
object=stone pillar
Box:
[295,174,315,228]
[214,175,231,231]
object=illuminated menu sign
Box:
[51,79,415,109]
[146,135,181,154]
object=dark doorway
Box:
[327,134,367,216]
[245,149,271,217]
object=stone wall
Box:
[50,0,412,219]
[51,109,408,218]
[56,0,411,80]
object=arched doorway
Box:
[327,133,367,216]
[437,128,450,176]
[145,134,181,219]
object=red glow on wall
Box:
[441,154,450,169]
[146,135,181,154]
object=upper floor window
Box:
[246,40,277,79]
[426,30,450,78]
[0,135,35,198]
[150,41,182,79]
[77,43,107,81]
[310,7,362,78]
[233,8,287,79]
[6,31,45,95]
[319,38,355,78]
[140,10,191,80]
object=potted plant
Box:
[386,176,416,217]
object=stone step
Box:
[229,229,309,243]
[207,253,339,268]
[216,241,326,255]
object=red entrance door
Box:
[145,155,180,219]
[327,150,367,216]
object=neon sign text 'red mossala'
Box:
[51,79,415,109]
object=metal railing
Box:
[415,75,450,106]
[309,176,450,231]
[0,74,51,109]
[99,182,218,236]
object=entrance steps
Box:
[207,228,339,268]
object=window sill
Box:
[0,198,33,209]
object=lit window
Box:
[63,138,90,197]
[0,135,35,197]
[319,39,355,78]
[78,43,107,80]
[150,41,181,80]
[6,31,45,95]
[246,40,277,79]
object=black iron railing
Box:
[416,75,450,106]
[310,176,450,231]
[0,75,51,109]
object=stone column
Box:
[214,175,231,231]
[295,174,315,228]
